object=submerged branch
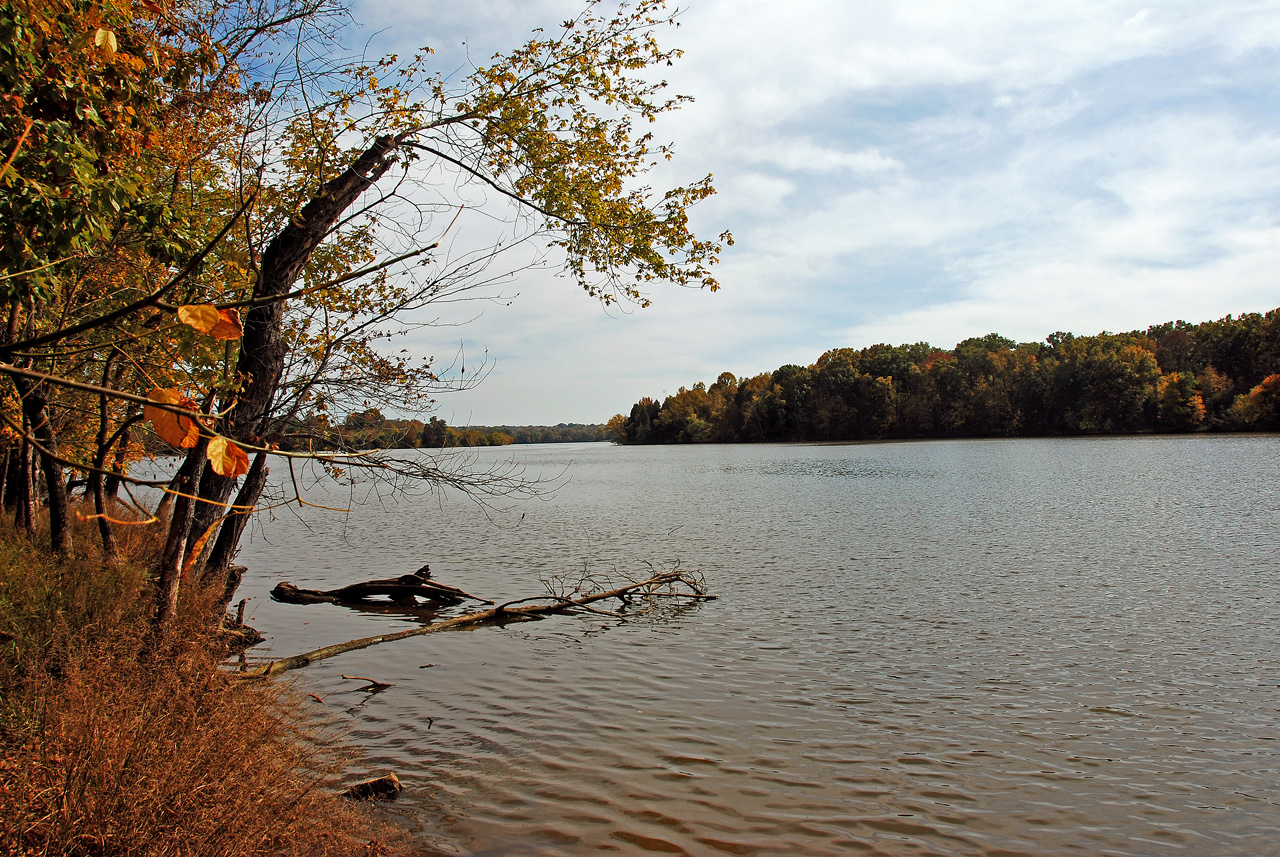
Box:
[242,568,712,678]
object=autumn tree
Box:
[419,415,450,448]
[733,372,782,441]
[807,349,895,440]
[0,0,248,557]
[0,0,730,632]
[1156,372,1206,431]
[769,364,813,440]
[1231,373,1280,430]
[175,0,729,611]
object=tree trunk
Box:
[270,568,490,607]
[14,437,33,537]
[203,452,267,612]
[103,438,126,500]
[153,439,208,634]
[1,444,17,512]
[102,413,135,503]
[186,135,401,570]
[91,472,116,562]
[0,445,8,515]
[153,464,182,522]
[16,380,71,555]
[91,352,119,560]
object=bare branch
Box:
[243,568,713,677]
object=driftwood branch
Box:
[341,674,392,691]
[270,565,492,607]
[242,569,712,678]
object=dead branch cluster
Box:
[246,565,713,678]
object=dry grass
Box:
[0,513,392,857]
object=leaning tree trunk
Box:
[203,451,268,615]
[184,135,402,583]
[153,439,209,634]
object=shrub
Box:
[0,524,388,857]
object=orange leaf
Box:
[208,308,242,340]
[207,436,250,477]
[177,304,220,334]
[144,388,199,449]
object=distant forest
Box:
[311,412,609,450]
[611,307,1280,445]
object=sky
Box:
[345,0,1280,426]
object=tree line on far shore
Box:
[609,308,1280,445]
[270,410,608,450]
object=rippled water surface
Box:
[232,435,1280,856]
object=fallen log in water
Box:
[243,569,713,678]
[270,565,491,607]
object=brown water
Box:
[229,435,1280,856]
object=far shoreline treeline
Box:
[291,412,610,450]
[610,308,1280,445]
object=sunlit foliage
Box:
[0,0,727,632]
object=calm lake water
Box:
[229,435,1280,856]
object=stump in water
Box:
[342,772,402,801]
[270,565,492,608]
[218,596,264,652]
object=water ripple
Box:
[236,435,1280,856]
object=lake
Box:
[229,435,1280,856]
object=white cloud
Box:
[721,171,796,215]
[850,237,1280,349]
[841,110,1280,348]
[342,0,1280,423]
[751,139,903,174]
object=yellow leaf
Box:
[208,308,243,340]
[179,305,242,340]
[177,304,220,334]
[144,388,199,449]
[207,436,250,477]
[94,28,117,55]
